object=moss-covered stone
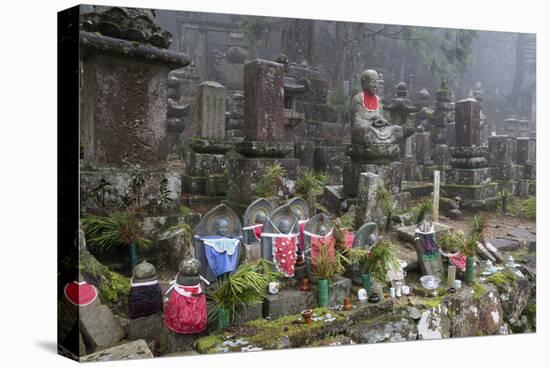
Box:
[195,307,346,353]
[473,282,486,300]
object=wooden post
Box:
[433,170,440,222]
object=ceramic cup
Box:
[268,281,280,294]
[454,279,462,289]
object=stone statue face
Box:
[361,69,379,94]
[318,225,328,236]
[254,211,267,225]
[277,218,291,233]
[214,218,230,236]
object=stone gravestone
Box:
[79,299,126,352]
[182,81,233,200]
[227,59,300,206]
[443,98,498,209]
[193,204,243,282]
[516,137,536,182]
[243,60,285,141]
[242,198,274,262]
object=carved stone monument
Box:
[182,81,233,205]
[442,98,498,209]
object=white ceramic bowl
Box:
[420,275,441,290]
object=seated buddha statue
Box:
[351,69,403,146]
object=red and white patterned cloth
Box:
[64,281,98,306]
[163,284,207,334]
[273,236,298,277]
[342,228,355,249]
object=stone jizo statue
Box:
[351,69,403,146]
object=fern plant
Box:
[82,209,150,252]
[256,163,285,198]
[295,169,328,210]
[377,182,395,232]
[364,240,399,283]
[313,242,347,281]
[207,259,281,323]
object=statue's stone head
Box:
[417,88,430,101]
[395,82,408,97]
[361,69,379,94]
[292,207,304,221]
[366,233,378,246]
[318,225,328,236]
[254,211,267,225]
[214,217,230,236]
[277,218,292,233]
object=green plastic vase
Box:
[318,279,329,307]
[218,308,231,330]
[361,273,372,294]
[465,256,475,285]
[129,243,138,270]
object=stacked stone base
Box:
[343,161,403,197]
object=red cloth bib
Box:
[64,281,98,306]
[163,285,207,334]
[298,221,307,251]
[254,226,263,241]
[363,91,379,110]
[274,237,297,277]
[310,235,336,273]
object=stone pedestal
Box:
[128,312,163,342]
[343,158,402,197]
[263,289,315,320]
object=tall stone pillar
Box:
[227,59,299,207]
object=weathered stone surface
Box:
[80,52,173,166]
[355,172,381,228]
[244,59,285,141]
[235,141,294,158]
[128,312,163,342]
[314,146,349,185]
[159,326,200,355]
[322,185,346,215]
[234,302,264,325]
[328,276,352,307]
[507,228,536,248]
[447,167,491,185]
[263,289,315,320]
[187,152,226,176]
[417,306,451,340]
[489,135,517,166]
[343,161,402,197]
[441,182,498,202]
[496,278,534,325]
[454,98,481,147]
[412,132,432,165]
[516,137,536,165]
[397,222,451,243]
[226,157,299,204]
[80,167,182,213]
[192,81,226,139]
[80,339,153,362]
[347,315,418,344]
[243,243,261,262]
[79,301,125,351]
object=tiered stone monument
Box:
[427,78,455,183]
[79,6,191,213]
[516,137,536,196]
[442,98,498,210]
[181,81,233,209]
[227,59,300,206]
[488,135,521,195]
[471,81,489,146]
